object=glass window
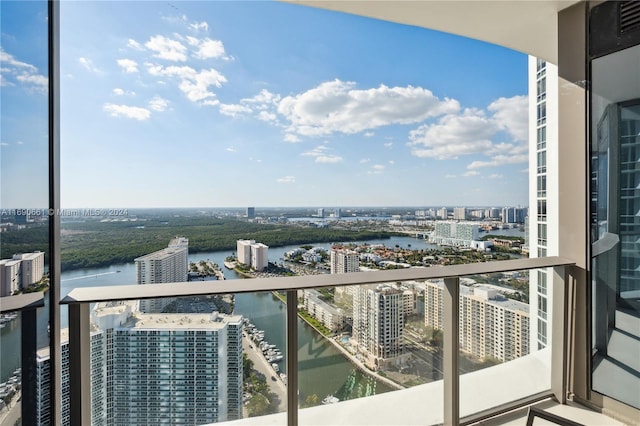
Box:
[537,150,547,174]
[537,77,546,101]
[537,175,546,197]
[537,127,546,150]
[537,199,547,221]
[590,37,640,409]
[537,102,546,125]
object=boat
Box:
[271,363,279,372]
[322,395,340,405]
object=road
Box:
[242,335,287,411]
[0,398,21,426]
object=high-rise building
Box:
[0,259,22,296]
[250,242,269,271]
[331,247,360,302]
[437,207,448,219]
[36,304,243,425]
[528,57,557,352]
[13,252,45,287]
[135,238,189,313]
[246,207,255,219]
[431,221,480,247]
[424,280,530,362]
[453,207,467,221]
[236,240,269,271]
[352,283,406,370]
[0,251,45,296]
[35,329,106,426]
[317,208,324,218]
[236,239,255,266]
[330,248,359,274]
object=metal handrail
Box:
[61,256,573,304]
[61,256,575,426]
[0,292,45,313]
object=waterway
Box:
[0,231,523,403]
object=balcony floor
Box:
[472,399,626,426]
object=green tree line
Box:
[2,217,398,272]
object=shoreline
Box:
[272,291,405,392]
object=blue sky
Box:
[2,1,529,209]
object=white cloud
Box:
[226,147,236,152]
[242,89,281,106]
[467,153,528,169]
[78,57,101,73]
[301,145,343,163]
[148,96,169,112]
[388,160,395,165]
[384,142,393,148]
[103,103,151,121]
[145,35,187,62]
[489,173,503,179]
[16,73,48,88]
[359,158,370,164]
[219,103,252,117]
[0,142,9,147]
[463,170,480,177]
[189,21,209,32]
[1,49,36,71]
[445,174,457,178]
[488,95,528,141]
[117,59,139,73]
[277,176,296,184]
[283,134,300,143]
[0,49,47,92]
[178,68,225,102]
[193,38,226,59]
[112,88,135,96]
[364,132,374,138]
[257,111,277,122]
[368,164,386,175]
[127,39,144,50]
[277,79,460,137]
[16,141,23,145]
[408,109,496,159]
[315,155,343,164]
[147,64,226,104]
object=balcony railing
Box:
[60,256,575,426]
[0,292,45,425]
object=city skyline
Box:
[3,1,529,209]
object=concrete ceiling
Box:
[286,1,582,64]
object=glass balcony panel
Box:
[458,268,552,420]
[1,0,50,424]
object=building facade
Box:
[330,248,359,274]
[135,238,189,313]
[0,251,45,296]
[352,283,406,371]
[35,302,244,426]
[300,289,346,331]
[35,330,106,426]
[528,57,558,352]
[431,221,480,247]
[250,243,269,271]
[424,280,530,363]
